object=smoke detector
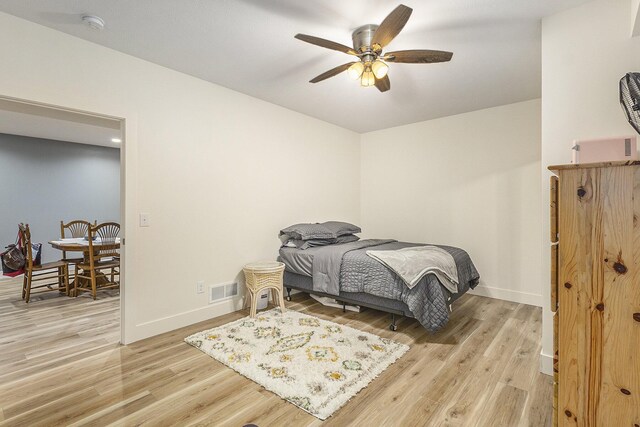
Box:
[82,15,105,31]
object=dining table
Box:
[48,237,120,295]
[49,237,120,258]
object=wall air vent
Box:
[209,281,239,304]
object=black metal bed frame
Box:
[283,282,409,331]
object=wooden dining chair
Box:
[60,220,96,291]
[59,220,96,262]
[19,223,69,303]
[74,222,120,300]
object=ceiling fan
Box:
[294,4,453,92]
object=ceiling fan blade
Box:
[309,62,357,83]
[371,4,413,50]
[375,75,391,92]
[384,49,453,63]
[295,34,358,56]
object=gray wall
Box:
[0,133,120,263]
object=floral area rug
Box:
[184,308,409,420]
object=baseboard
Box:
[125,297,244,344]
[468,284,543,307]
[539,350,553,376]
[126,288,306,344]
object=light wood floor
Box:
[0,275,552,426]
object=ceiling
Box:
[0,99,122,148]
[0,0,590,133]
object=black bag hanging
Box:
[2,232,26,276]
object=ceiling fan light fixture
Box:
[347,62,365,80]
[295,4,453,93]
[372,60,389,79]
[361,69,375,87]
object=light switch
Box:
[139,213,150,227]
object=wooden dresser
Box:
[549,161,640,427]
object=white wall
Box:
[540,0,640,373]
[0,12,360,343]
[361,99,542,306]
[0,134,120,263]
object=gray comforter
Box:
[312,239,395,294]
[311,240,480,332]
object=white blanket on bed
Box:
[366,245,459,293]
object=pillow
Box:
[321,221,361,237]
[279,223,335,242]
[285,234,360,250]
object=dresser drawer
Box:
[550,243,558,312]
[550,175,558,244]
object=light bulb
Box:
[360,70,375,87]
[347,62,365,80]
[371,60,389,79]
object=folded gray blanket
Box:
[366,245,459,293]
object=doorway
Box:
[0,95,126,345]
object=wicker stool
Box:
[242,261,286,318]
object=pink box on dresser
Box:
[571,136,638,164]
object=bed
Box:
[278,239,480,332]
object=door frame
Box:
[0,94,133,344]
